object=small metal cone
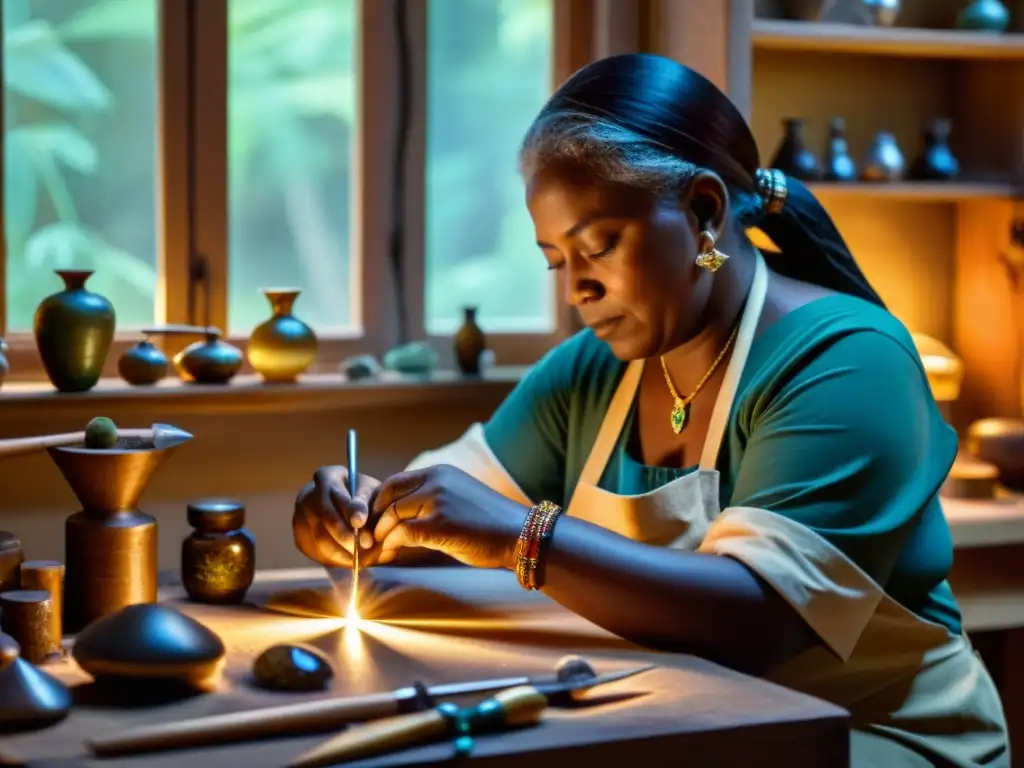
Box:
[152,424,194,450]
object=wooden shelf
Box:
[0,368,527,418]
[753,19,1024,60]
[807,181,1018,202]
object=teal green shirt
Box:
[484,294,962,634]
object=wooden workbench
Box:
[0,567,849,767]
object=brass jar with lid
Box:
[181,498,255,604]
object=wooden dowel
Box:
[0,590,52,664]
[0,429,160,460]
[88,689,401,757]
[288,686,549,768]
[288,709,448,768]
[19,561,64,656]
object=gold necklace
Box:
[659,322,740,434]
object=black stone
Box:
[252,643,334,692]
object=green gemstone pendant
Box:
[670,399,688,434]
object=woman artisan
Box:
[294,54,1008,766]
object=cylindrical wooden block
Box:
[0,590,53,664]
[19,561,65,656]
[0,532,24,593]
[65,511,157,633]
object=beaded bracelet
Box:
[513,500,563,591]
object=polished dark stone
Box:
[252,643,335,692]
[72,603,225,686]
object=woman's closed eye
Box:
[587,233,620,259]
[544,233,621,271]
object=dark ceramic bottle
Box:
[823,117,857,182]
[454,307,487,376]
[118,338,168,386]
[769,118,822,182]
[861,132,906,181]
[181,498,255,605]
[909,119,960,181]
[956,0,1010,31]
[33,270,116,392]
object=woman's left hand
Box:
[369,464,529,569]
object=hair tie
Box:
[755,168,788,215]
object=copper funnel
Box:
[47,427,193,513]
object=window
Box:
[226,0,357,336]
[4,0,158,332]
[425,0,554,336]
[0,0,584,380]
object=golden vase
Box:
[247,289,318,383]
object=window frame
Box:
[1,0,629,381]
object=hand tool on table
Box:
[347,428,360,616]
[288,663,655,767]
[87,657,651,757]
[0,423,192,460]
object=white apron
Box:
[408,253,1009,766]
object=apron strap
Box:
[699,250,769,470]
[576,359,645,488]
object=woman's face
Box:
[527,164,714,360]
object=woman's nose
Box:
[563,269,603,307]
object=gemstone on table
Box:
[252,643,335,692]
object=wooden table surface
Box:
[0,567,849,767]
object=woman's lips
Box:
[588,316,623,339]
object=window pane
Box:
[227,0,357,335]
[4,0,158,332]
[425,0,554,335]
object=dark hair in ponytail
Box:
[518,53,885,308]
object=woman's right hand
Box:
[293,466,381,567]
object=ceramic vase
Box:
[823,117,857,182]
[956,0,1010,31]
[118,338,168,386]
[769,119,822,182]
[454,307,487,376]
[247,289,318,383]
[33,270,115,393]
[909,119,960,181]
[861,132,905,181]
[174,331,244,384]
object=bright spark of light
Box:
[347,593,361,628]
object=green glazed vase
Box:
[34,270,116,393]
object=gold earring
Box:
[695,230,728,273]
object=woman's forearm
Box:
[539,515,817,675]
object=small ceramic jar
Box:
[181,498,255,604]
